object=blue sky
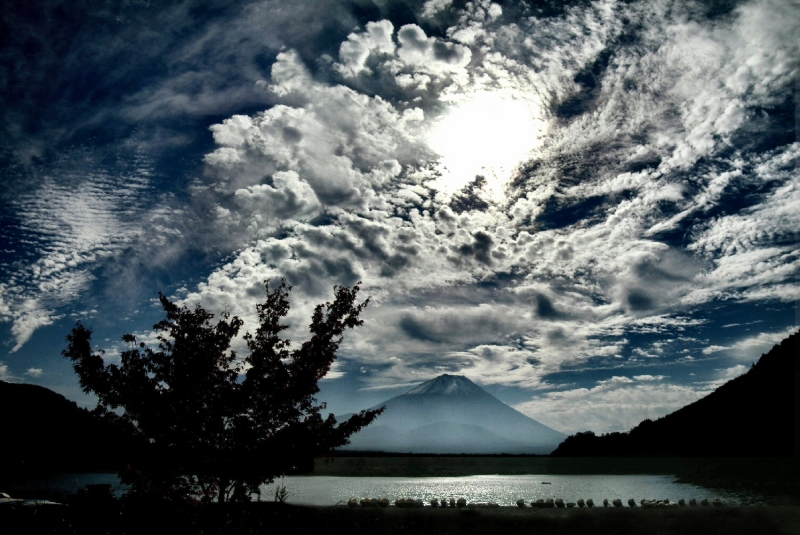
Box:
[1,0,798,434]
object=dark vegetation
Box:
[59,280,382,503]
[0,380,132,479]
[551,329,800,497]
[4,320,799,506]
[552,329,799,458]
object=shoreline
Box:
[3,502,800,535]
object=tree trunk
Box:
[218,479,228,503]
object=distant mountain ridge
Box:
[341,374,565,454]
[553,329,800,457]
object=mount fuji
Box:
[340,374,565,454]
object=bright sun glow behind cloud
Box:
[427,92,544,195]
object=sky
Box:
[1,0,798,435]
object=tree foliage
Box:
[63,280,383,503]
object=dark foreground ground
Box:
[3,502,800,535]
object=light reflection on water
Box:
[260,475,765,506]
[15,473,777,507]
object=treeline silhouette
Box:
[0,381,137,479]
[553,329,799,457]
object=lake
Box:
[12,473,777,506]
[264,474,765,506]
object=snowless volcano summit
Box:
[342,374,565,454]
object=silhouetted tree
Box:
[63,280,383,503]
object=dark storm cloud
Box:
[398,305,522,345]
[537,194,614,231]
[634,258,694,283]
[535,293,565,320]
[285,251,363,292]
[556,47,615,119]
[449,175,490,214]
[624,288,655,312]
[457,231,494,266]
[399,314,446,343]
[616,249,704,314]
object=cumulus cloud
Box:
[6,0,798,440]
[335,20,396,77]
[396,24,472,76]
[615,248,704,315]
[632,375,666,381]
[205,50,426,211]
[421,0,454,19]
[25,367,43,378]
[514,376,710,434]
[95,0,800,443]
[234,170,321,234]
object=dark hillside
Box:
[553,329,799,457]
[0,381,135,478]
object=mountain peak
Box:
[404,374,486,396]
[347,373,566,454]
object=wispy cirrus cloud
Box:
[177,0,798,397]
[1,155,153,351]
[2,0,797,431]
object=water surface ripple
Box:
[261,475,767,506]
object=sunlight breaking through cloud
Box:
[427,92,544,194]
[1,0,798,432]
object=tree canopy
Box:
[63,280,383,503]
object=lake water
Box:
[260,474,770,506]
[13,473,776,507]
